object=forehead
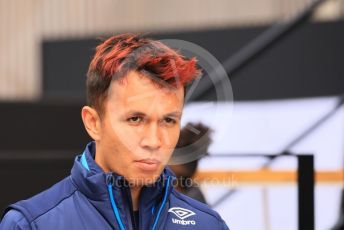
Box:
[107,71,184,113]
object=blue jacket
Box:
[1,142,229,230]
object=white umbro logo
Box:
[168,207,196,225]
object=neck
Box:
[94,144,142,211]
[130,186,142,211]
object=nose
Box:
[140,123,162,150]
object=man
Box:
[1,34,229,229]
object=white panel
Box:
[182,97,343,230]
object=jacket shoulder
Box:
[0,210,31,230]
[170,189,229,229]
[3,176,77,224]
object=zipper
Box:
[151,176,171,230]
[106,173,171,230]
[123,184,138,230]
[106,173,126,230]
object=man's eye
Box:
[127,116,142,123]
[164,117,176,124]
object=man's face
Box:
[98,71,184,185]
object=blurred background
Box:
[0,0,344,229]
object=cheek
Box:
[102,123,140,157]
[106,118,137,142]
[161,127,180,148]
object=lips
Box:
[134,159,160,171]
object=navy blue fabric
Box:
[0,142,229,230]
[133,211,139,230]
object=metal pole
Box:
[297,155,314,230]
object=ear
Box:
[81,106,102,141]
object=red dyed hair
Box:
[87,33,201,116]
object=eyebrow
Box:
[125,110,182,118]
[164,111,182,119]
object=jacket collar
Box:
[70,141,176,229]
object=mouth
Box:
[134,159,161,171]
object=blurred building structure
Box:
[0,0,344,100]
